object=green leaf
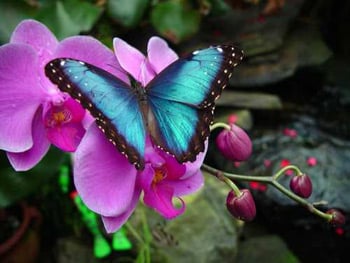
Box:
[107,0,149,28]
[150,1,201,43]
[35,0,103,39]
[0,148,66,207]
[0,0,37,43]
[207,0,231,16]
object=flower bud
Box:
[216,124,252,161]
[326,209,346,226]
[226,189,256,222]
[289,173,312,198]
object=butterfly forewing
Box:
[146,45,243,162]
[45,59,146,169]
[147,46,243,108]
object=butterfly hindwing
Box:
[146,45,243,162]
[147,97,213,163]
[45,59,146,169]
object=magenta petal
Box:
[74,124,138,216]
[161,154,186,180]
[169,170,204,196]
[56,36,129,84]
[139,60,156,86]
[46,122,85,152]
[102,186,141,233]
[7,109,50,171]
[138,164,156,191]
[10,19,58,63]
[183,140,208,178]
[144,137,164,165]
[113,37,146,82]
[63,97,85,122]
[147,36,178,73]
[143,184,185,219]
[82,112,95,130]
[0,44,45,152]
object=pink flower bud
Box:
[326,209,346,226]
[226,189,256,222]
[216,124,252,161]
[289,174,312,198]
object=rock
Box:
[216,91,282,109]
[249,118,350,212]
[232,25,333,87]
[202,0,305,55]
[178,0,308,86]
[236,235,300,263]
[55,237,99,263]
[215,109,254,130]
[131,174,239,263]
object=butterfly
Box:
[45,45,243,170]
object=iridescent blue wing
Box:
[45,59,146,169]
[146,45,243,163]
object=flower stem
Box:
[273,165,303,180]
[201,163,333,222]
[210,122,230,132]
[202,163,272,184]
[125,222,144,245]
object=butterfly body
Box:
[45,45,243,170]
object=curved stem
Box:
[210,122,230,132]
[271,180,332,221]
[223,176,242,196]
[125,222,144,245]
[202,163,332,222]
[202,164,272,184]
[273,165,303,180]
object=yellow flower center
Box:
[53,111,67,124]
[152,167,166,185]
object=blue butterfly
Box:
[45,45,243,170]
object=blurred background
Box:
[0,0,349,262]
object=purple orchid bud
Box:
[326,209,346,226]
[216,124,252,161]
[289,173,313,198]
[226,189,256,222]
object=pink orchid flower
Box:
[0,19,125,171]
[74,37,205,233]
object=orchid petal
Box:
[10,19,58,65]
[138,164,156,191]
[113,37,148,83]
[7,109,50,171]
[82,112,95,130]
[46,122,85,152]
[74,124,138,216]
[161,153,186,180]
[63,97,85,122]
[169,170,204,196]
[0,44,45,152]
[183,140,208,178]
[102,186,141,233]
[56,36,129,84]
[143,184,185,219]
[147,36,178,73]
